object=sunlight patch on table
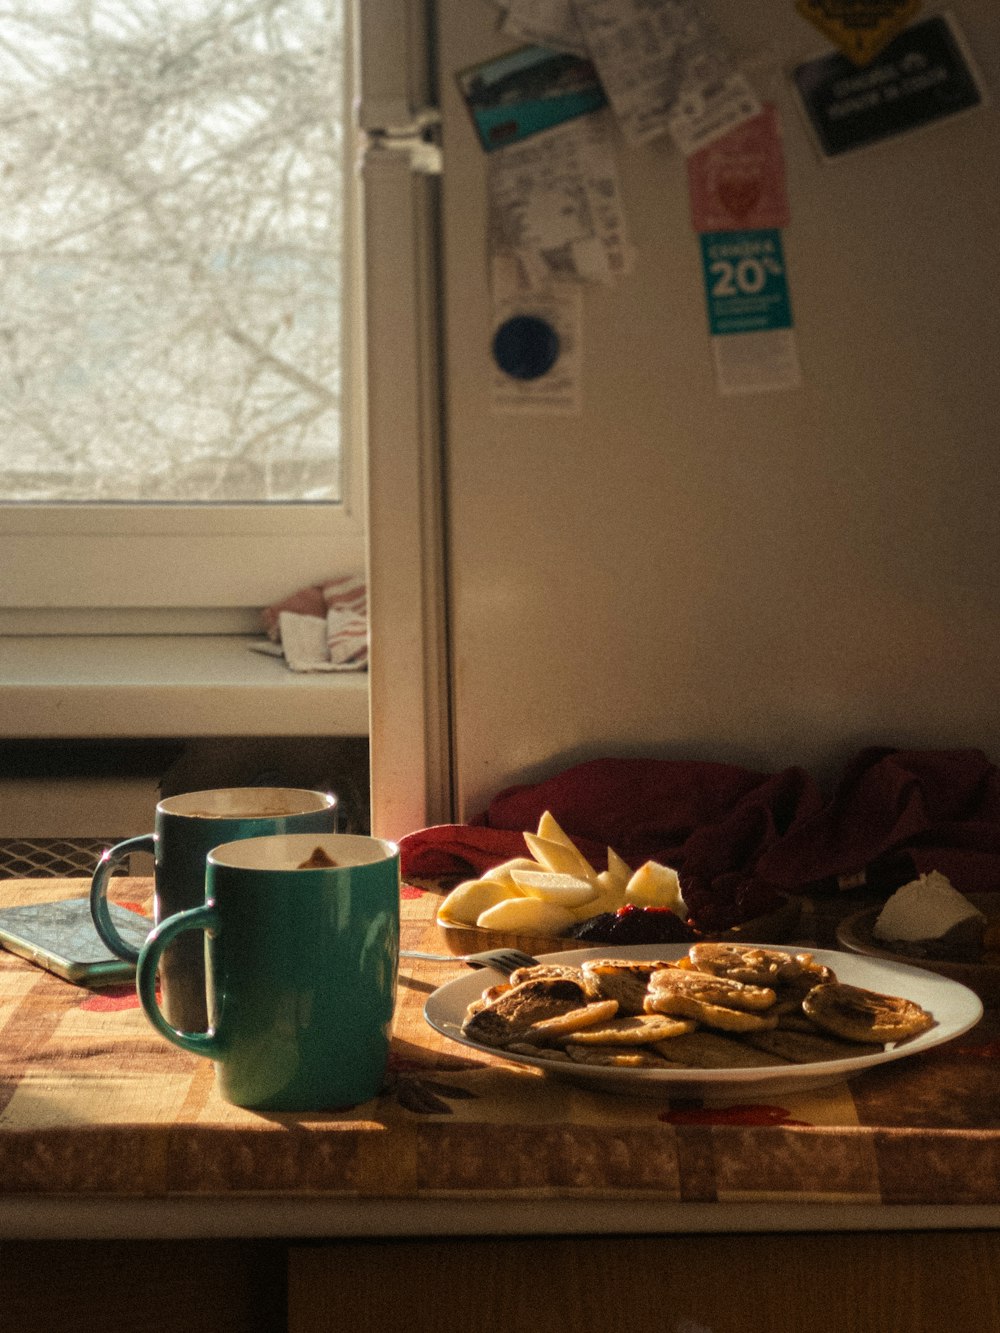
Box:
[1,1070,194,1128]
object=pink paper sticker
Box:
[687,104,791,233]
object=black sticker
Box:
[793,14,983,157]
[492,315,560,380]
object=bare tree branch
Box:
[0,0,343,502]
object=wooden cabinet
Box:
[289,1231,1000,1333]
[4,1229,1000,1330]
[0,1240,286,1333]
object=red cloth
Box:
[260,583,328,641]
[398,749,1000,899]
[757,747,1000,893]
[399,757,822,884]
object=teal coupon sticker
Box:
[700,229,793,335]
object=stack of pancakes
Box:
[461,943,935,1069]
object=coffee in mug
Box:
[90,787,337,1032]
[136,833,399,1111]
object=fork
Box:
[399,947,539,974]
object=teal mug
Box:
[136,833,399,1111]
[91,787,337,1032]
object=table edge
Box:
[3,1196,1000,1241]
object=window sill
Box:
[0,636,369,739]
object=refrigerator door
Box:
[358,0,453,841]
[434,0,1000,821]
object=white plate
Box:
[422,943,984,1098]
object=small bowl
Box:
[836,894,1000,1005]
[437,893,802,959]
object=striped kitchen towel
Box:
[255,575,368,672]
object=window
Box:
[0,0,362,628]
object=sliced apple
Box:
[509,867,598,909]
[437,877,515,926]
[606,845,633,889]
[536,809,575,845]
[580,868,628,916]
[567,887,621,921]
[536,812,600,877]
[523,831,598,885]
[486,857,544,888]
[624,860,685,913]
[476,897,578,935]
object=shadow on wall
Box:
[0,736,370,879]
[158,737,371,834]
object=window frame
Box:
[0,0,364,630]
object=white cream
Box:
[873,871,985,943]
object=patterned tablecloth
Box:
[1,876,1000,1210]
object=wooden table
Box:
[2,875,999,1332]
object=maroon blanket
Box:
[399,748,1000,901]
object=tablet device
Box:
[0,897,152,986]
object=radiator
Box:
[0,775,159,878]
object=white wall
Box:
[437,0,1000,818]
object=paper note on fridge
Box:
[492,0,589,57]
[489,256,584,415]
[570,0,760,151]
[486,110,635,286]
[687,104,791,233]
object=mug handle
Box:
[90,833,156,962]
[136,906,221,1057]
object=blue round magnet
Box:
[492,315,560,380]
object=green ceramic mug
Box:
[91,787,338,1033]
[136,832,400,1112]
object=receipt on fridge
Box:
[570,0,760,152]
[494,0,589,54]
[487,110,635,287]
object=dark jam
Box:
[567,904,698,946]
[678,873,786,933]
